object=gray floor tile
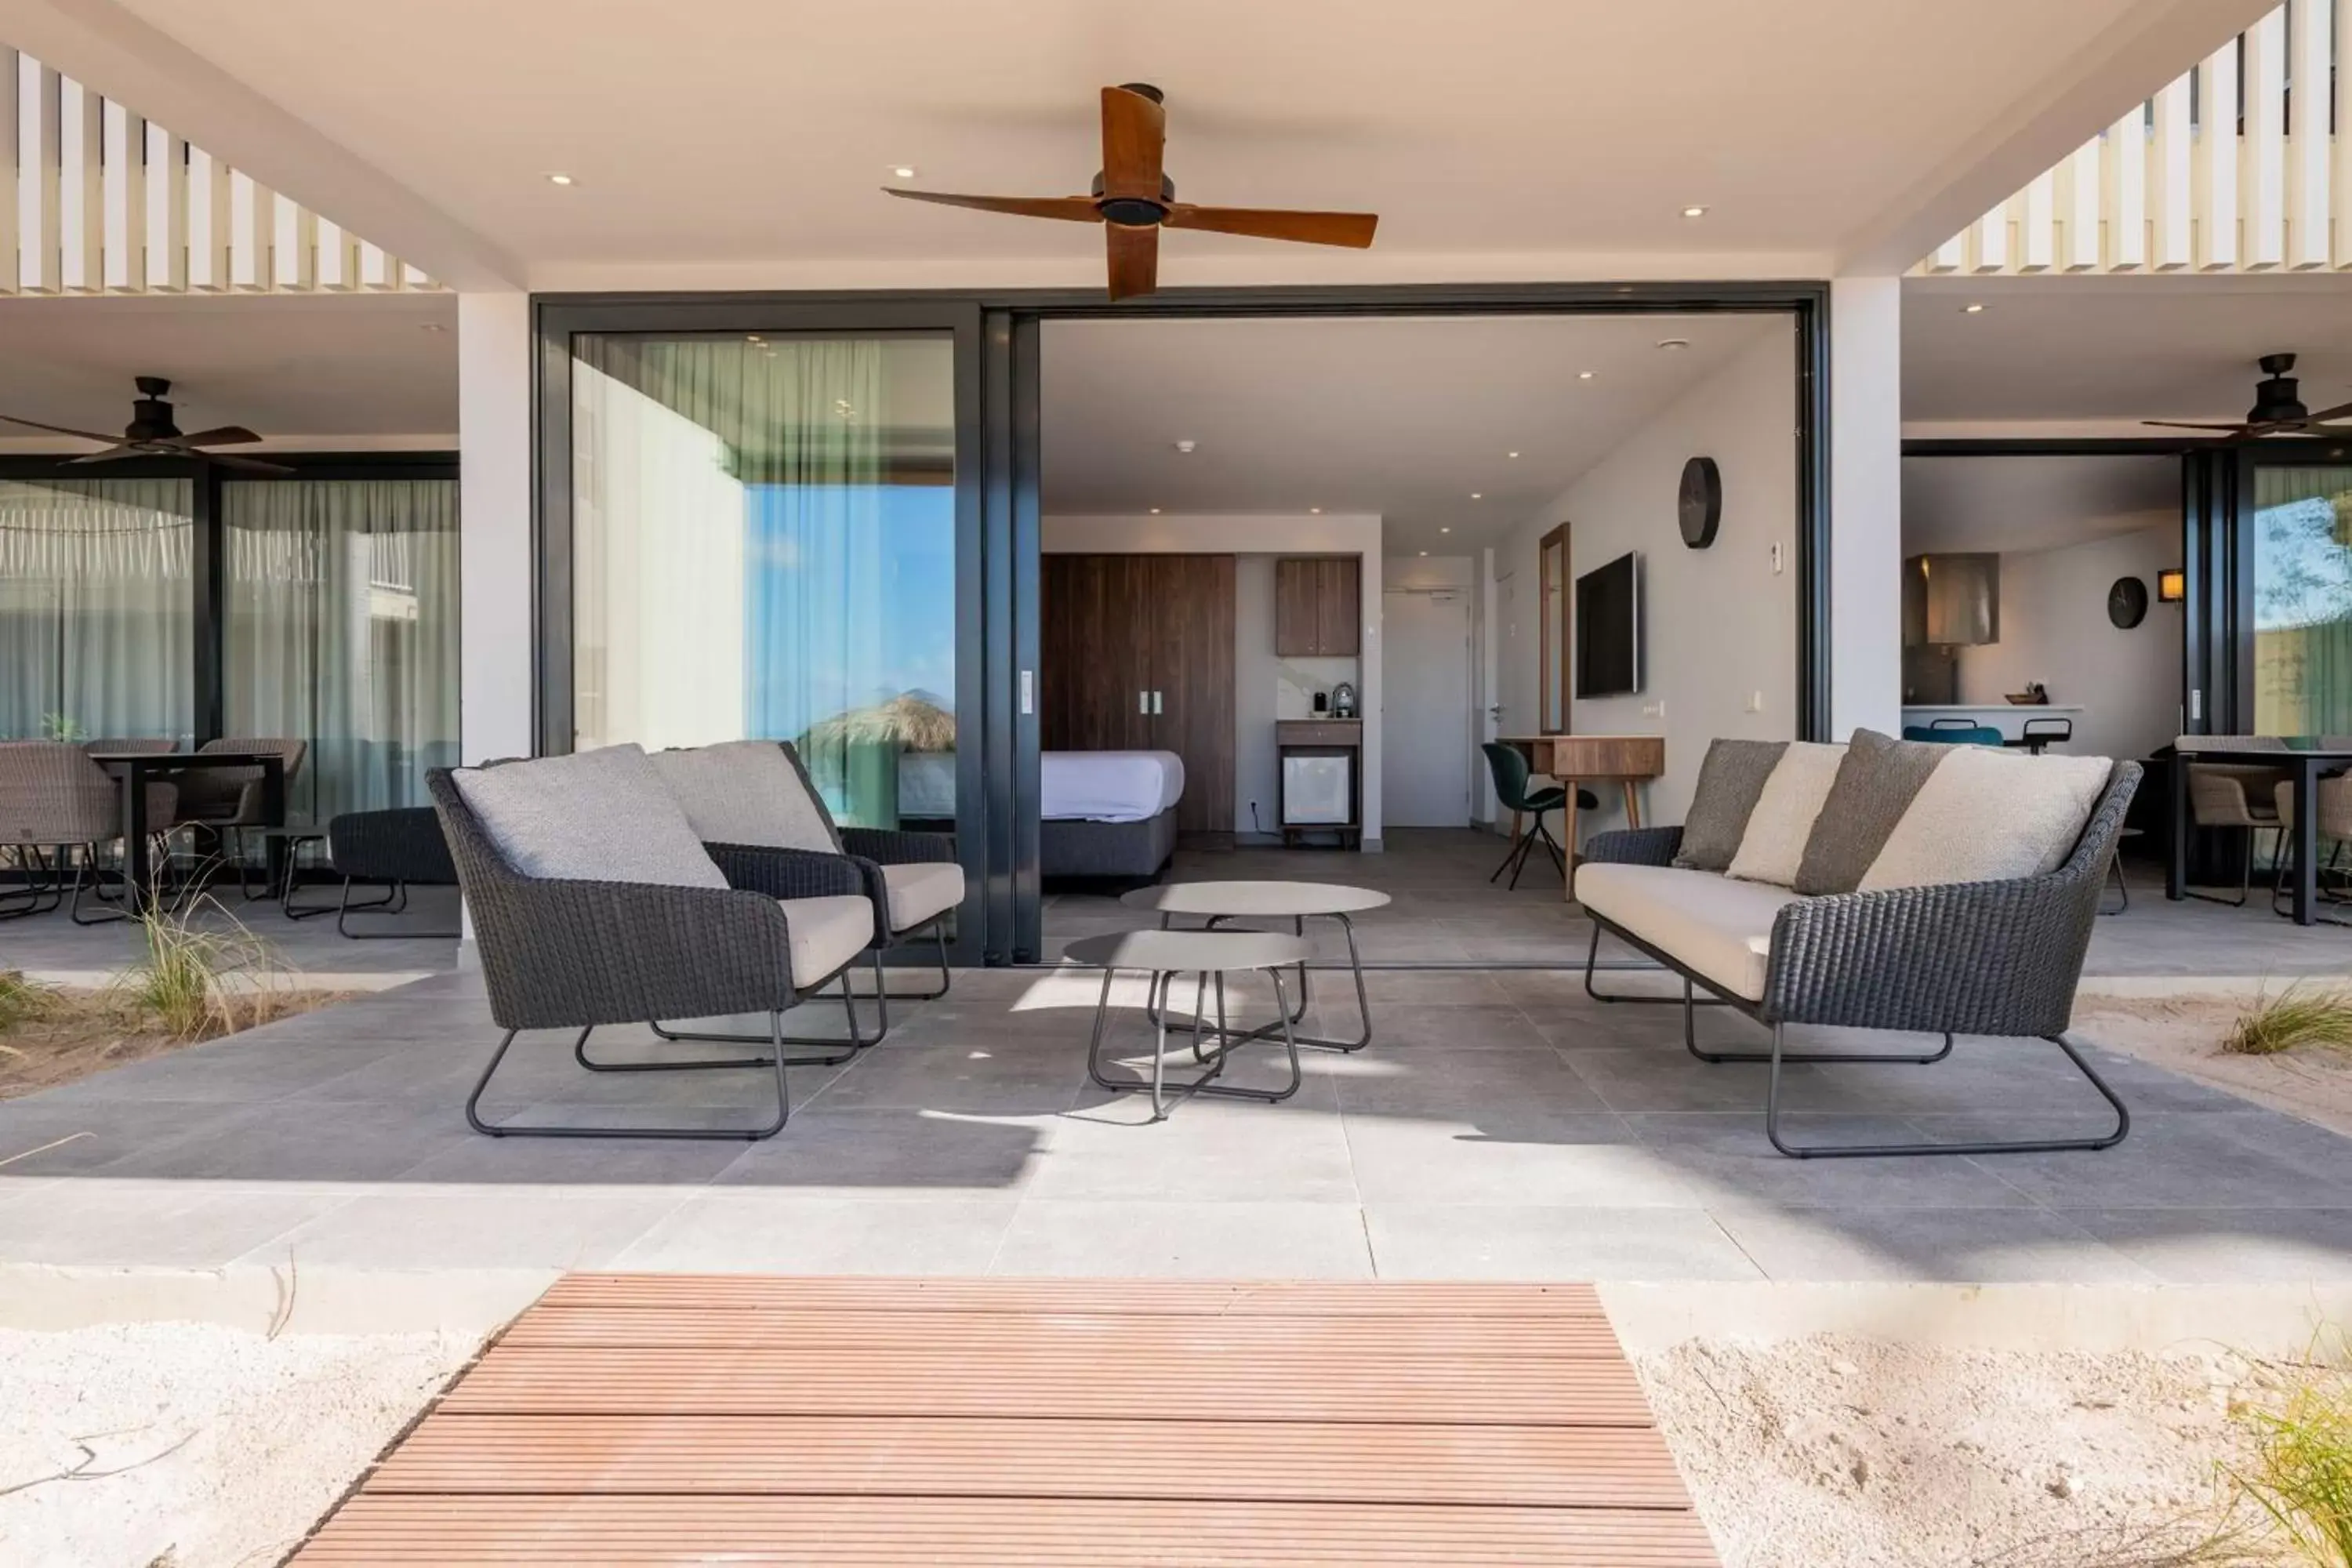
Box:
[2067,1208,2352,1283]
[1624,1112,2041,1209]
[81,1098,473,1183]
[1324,1047,1606,1116]
[1029,1100,1359,1203]
[0,1184,346,1268]
[1364,1203,1759,1280]
[1341,1109,1701,1207]
[1709,1205,2160,1283]
[1909,1111,2352,1209]
[394,1128,755,1188]
[993,1199,1374,1277]
[806,1039,1084,1116]
[249,1189,686,1269]
[610,1195,1018,1273]
[711,1110,1055,1196]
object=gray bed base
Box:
[1041,808,1178,883]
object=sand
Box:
[0,1322,477,1568]
[2074,993,2352,1138]
[1639,1334,2308,1568]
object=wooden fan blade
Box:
[1100,86,1166,202]
[0,412,128,442]
[202,451,296,474]
[882,189,1102,223]
[1105,223,1160,301]
[2299,400,2352,424]
[2142,419,2251,431]
[1163,204,1377,248]
[173,426,263,447]
[66,444,144,463]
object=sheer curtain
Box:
[572,335,953,828]
[0,477,193,742]
[2252,465,2352,737]
[223,479,461,823]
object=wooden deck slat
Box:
[537,1274,1608,1317]
[290,1275,1717,1566]
[294,1497,1721,1566]
[499,1304,1626,1357]
[436,1345,1655,1425]
[369,1414,1691,1508]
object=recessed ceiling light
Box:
[1507,451,1519,459]
[1419,550,1429,557]
[1962,303,1986,314]
[546,172,575,186]
[1174,439,1197,454]
[1681,205,1707,219]
[1657,338,1690,350]
[891,165,917,180]
[419,322,447,333]
[1309,506,1322,514]
[1149,507,1161,514]
[1578,371,1595,381]
[746,334,764,343]
[1440,526,1451,534]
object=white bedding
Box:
[1043,750,1185,823]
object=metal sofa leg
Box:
[68,844,133,925]
[1685,982,1954,1065]
[467,1018,793,1142]
[1581,924,1729,1009]
[1762,1024,2129,1160]
[332,877,448,938]
[0,845,64,920]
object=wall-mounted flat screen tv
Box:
[1574,550,1642,698]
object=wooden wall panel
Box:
[1152,554,1235,832]
[1313,558,1360,656]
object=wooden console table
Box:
[1495,734,1666,902]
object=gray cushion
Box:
[1673,739,1788,870]
[650,740,840,852]
[452,743,728,889]
[881,861,964,931]
[1725,741,1846,887]
[1792,729,1952,895]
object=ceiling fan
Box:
[884,84,1378,301]
[0,376,293,473]
[2143,354,2352,442]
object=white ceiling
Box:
[37,0,2255,288]
[0,292,457,448]
[1042,314,1780,552]
[1903,277,2352,429]
[1903,453,2180,555]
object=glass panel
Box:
[1540,533,1566,732]
[223,479,463,823]
[2252,464,2352,738]
[571,333,958,833]
[0,477,193,743]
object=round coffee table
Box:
[1118,880,1389,1053]
[1065,928,1313,1121]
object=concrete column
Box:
[458,291,534,764]
[1828,275,1902,739]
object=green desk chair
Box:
[1482,742,1582,890]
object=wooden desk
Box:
[1496,735,1666,902]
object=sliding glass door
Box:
[550,307,985,957]
[0,477,194,744]
[2249,462,2352,737]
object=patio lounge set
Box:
[418,724,2142,1158]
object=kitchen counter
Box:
[1900,704,2083,742]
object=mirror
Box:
[1538,524,1570,734]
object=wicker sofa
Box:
[1578,755,2141,1160]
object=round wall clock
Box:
[2107,575,2149,630]
[1679,456,1722,549]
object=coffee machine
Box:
[1330,681,1358,719]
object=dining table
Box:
[2167,739,2352,926]
[88,750,289,916]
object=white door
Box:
[1381,588,1474,826]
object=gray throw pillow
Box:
[452,743,728,889]
[1792,728,1953,895]
[1674,739,1788,870]
[651,740,840,852]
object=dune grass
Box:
[2226,1334,2352,1565]
[2223,982,2352,1058]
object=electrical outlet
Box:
[1770,541,1784,575]
[1642,699,1667,719]
[1747,690,1763,713]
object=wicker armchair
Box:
[1580,760,2141,1160]
[285,806,461,938]
[428,766,878,1142]
[172,737,306,887]
[0,741,179,923]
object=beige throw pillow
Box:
[1858,747,2111,891]
[1724,742,1847,887]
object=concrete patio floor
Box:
[2,963,2349,1284]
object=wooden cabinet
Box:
[1273,557,1361,657]
[1041,552,1235,833]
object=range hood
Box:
[1903,553,2000,647]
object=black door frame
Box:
[535,282,1831,966]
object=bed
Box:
[1041,750,1184,882]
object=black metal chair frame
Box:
[430,770,879,1142]
[1574,761,2140,1160]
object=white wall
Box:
[1829,276,1903,738]
[1041,513,1386,844]
[1493,328,1798,836]
[1954,524,2180,761]
[457,291,532,765]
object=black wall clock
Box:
[1679,456,1722,548]
[2107,575,2148,630]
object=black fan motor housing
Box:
[2250,353,2309,425]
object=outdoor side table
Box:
[1119,880,1389,1052]
[1065,928,1313,1122]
